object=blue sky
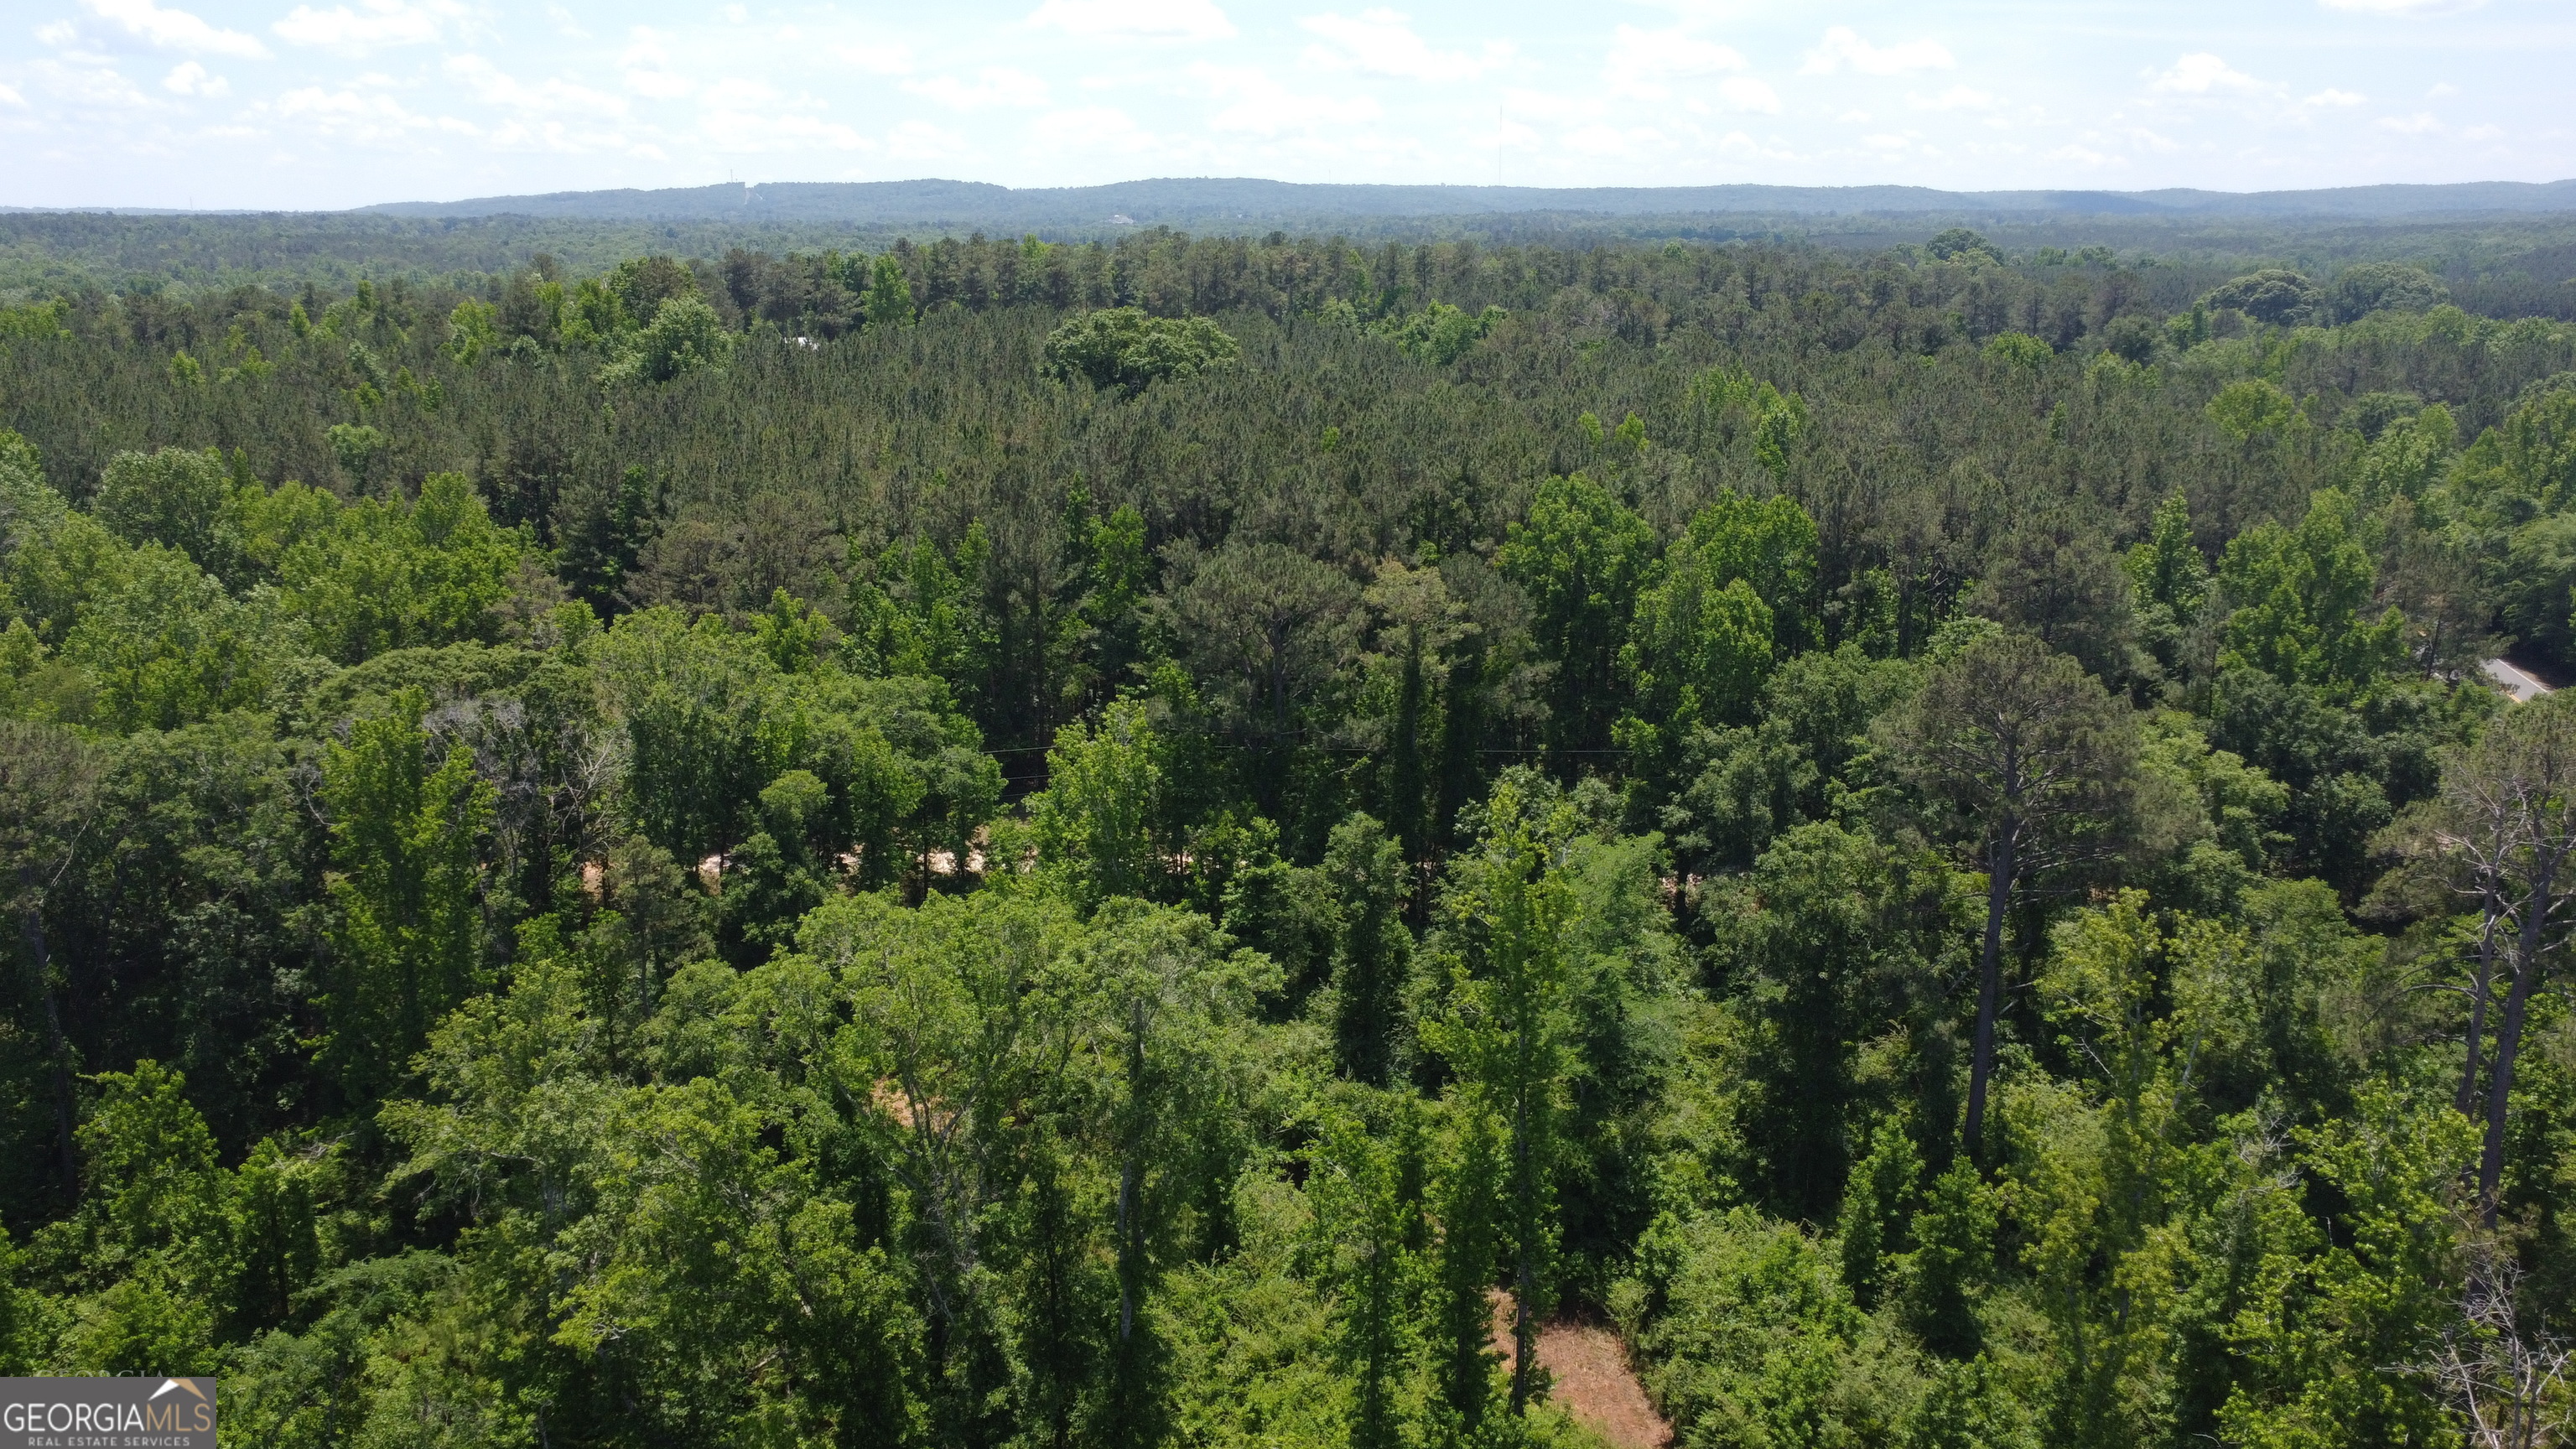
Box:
[3,0,2571,210]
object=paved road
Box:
[2483,658,2554,703]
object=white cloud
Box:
[80,0,268,58]
[626,70,692,98]
[34,59,153,107]
[1603,24,1745,99]
[272,0,460,55]
[2427,82,2459,97]
[2302,88,2365,106]
[444,54,629,118]
[1027,103,1161,156]
[1026,0,1233,41]
[1914,86,1997,111]
[2047,143,2121,166]
[0,83,23,106]
[2146,53,2267,95]
[1189,63,1378,133]
[2319,0,2483,13]
[1303,10,1513,82]
[1503,87,1599,124]
[1715,76,1779,113]
[874,118,963,158]
[2462,122,2502,140]
[699,76,777,109]
[35,20,79,46]
[162,59,226,95]
[1712,129,1800,163]
[616,28,692,96]
[903,67,1052,110]
[267,85,439,142]
[834,42,916,75]
[2376,111,2442,133]
[701,106,872,152]
[1800,27,1952,76]
[1563,123,1665,158]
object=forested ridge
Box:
[3,222,2576,1448]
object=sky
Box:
[2,0,2571,210]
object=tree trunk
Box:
[1964,820,2017,1165]
[2459,888,2501,1119]
[1509,1086,1537,1414]
[1117,995,1148,1343]
[2479,864,2553,1226]
[15,873,77,1204]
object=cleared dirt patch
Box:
[1489,1292,1672,1449]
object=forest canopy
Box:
[3,221,2575,1449]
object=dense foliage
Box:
[3,223,2575,1449]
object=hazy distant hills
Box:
[358,176,2576,227]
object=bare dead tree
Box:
[2391,763,2525,1119]
[2442,694,2576,1226]
[2419,1249,2575,1449]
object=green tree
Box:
[2216,490,2405,698]
[1972,512,2136,681]
[1422,775,1575,1414]
[55,1062,234,1374]
[65,543,290,730]
[717,768,836,966]
[2202,270,2318,325]
[1430,1101,1505,1436]
[283,473,525,664]
[317,689,495,1108]
[1031,699,1166,912]
[1043,308,1239,393]
[1078,901,1271,1446]
[2125,490,2208,669]
[0,720,101,1202]
[1619,526,1774,786]
[816,887,1083,1441]
[1322,812,1413,1085]
[1160,538,1359,764]
[92,448,236,578]
[605,295,732,385]
[1498,474,1659,759]
[1875,630,2137,1160]
[864,252,916,330]
[1311,1098,1421,1449]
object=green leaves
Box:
[1983,332,2054,372]
[1031,699,1167,913]
[92,448,232,574]
[2202,269,2319,327]
[1500,473,1659,759]
[2207,377,2301,444]
[600,295,732,386]
[1690,366,1809,480]
[2215,490,2406,697]
[317,689,496,1107]
[280,472,526,665]
[1043,308,1240,393]
[1371,301,1505,364]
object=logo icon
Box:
[3,1377,217,1446]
